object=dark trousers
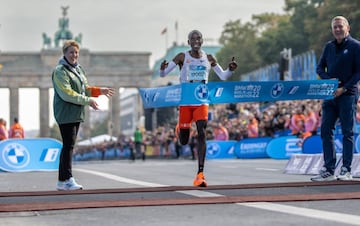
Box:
[321,95,356,174]
[58,122,80,181]
[131,142,145,160]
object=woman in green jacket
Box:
[52,40,114,190]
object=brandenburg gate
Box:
[0,7,151,138]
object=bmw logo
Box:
[271,83,284,98]
[2,143,30,169]
[194,84,209,101]
[207,142,221,157]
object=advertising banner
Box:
[0,138,62,172]
[284,153,360,176]
[234,137,271,158]
[266,136,303,159]
[139,80,338,108]
[303,134,360,154]
[283,154,317,174]
[206,140,237,159]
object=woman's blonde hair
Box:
[62,40,80,54]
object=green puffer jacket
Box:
[52,59,92,124]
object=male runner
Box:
[160,30,237,187]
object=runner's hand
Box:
[160,60,168,70]
[229,57,237,71]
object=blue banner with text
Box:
[234,137,272,158]
[139,80,338,108]
[0,138,62,172]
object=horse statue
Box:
[54,6,73,47]
[75,33,82,44]
[54,16,73,47]
[42,32,52,48]
[50,6,84,48]
[54,29,73,47]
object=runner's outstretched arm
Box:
[160,53,185,77]
[208,55,237,80]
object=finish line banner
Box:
[139,80,338,108]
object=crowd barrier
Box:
[284,153,360,177]
[71,134,360,162]
[73,148,131,161]
[0,138,61,172]
[1,134,360,174]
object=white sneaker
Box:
[310,168,336,182]
[337,167,353,181]
[57,177,83,191]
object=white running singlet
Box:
[179,50,211,83]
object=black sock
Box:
[198,165,204,174]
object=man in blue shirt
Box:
[311,16,360,181]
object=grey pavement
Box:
[0,158,360,226]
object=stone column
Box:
[112,87,121,137]
[137,91,144,124]
[39,88,50,137]
[9,87,19,127]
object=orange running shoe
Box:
[193,172,208,187]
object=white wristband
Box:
[213,64,233,80]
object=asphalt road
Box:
[0,158,360,226]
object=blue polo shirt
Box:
[316,35,360,95]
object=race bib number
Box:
[188,65,208,81]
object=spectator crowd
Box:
[0,117,25,141]
[73,99,331,160]
[3,99,359,161]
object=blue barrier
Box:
[73,148,131,161]
[70,134,360,162]
[0,138,62,172]
[234,137,271,158]
[303,134,360,154]
[2,135,359,171]
[302,135,322,154]
[206,140,237,159]
[266,136,302,159]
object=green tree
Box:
[254,13,292,65]
[213,20,261,81]
[255,1,318,65]
[215,0,359,80]
[306,0,360,57]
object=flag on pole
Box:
[161,27,167,35]
[174,21,179,46]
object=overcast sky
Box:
[0,0,285,131]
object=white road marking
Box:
[255,167,280,171]
[177,190,224,197]
[75,168,167,187]
[76,168,360,225]
[239,202,360,226]
[75,168,223,197]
